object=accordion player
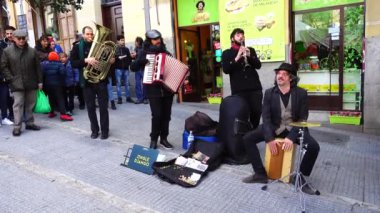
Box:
[143,53,189,93]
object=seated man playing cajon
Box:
[242,63,320,195]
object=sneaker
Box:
[160,139,173,150]
[117,97,122,104]
[66,111,73,116]
[126,97,134,103]
[60,114,73,121]
[2,118,13,125]
[48,112,57,118]
[242,173,268,184]
[143,99,149,104]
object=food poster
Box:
[293,0,364,11]
[177,0,220,27]
[219,0,286,62]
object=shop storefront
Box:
[174,0,222,102]
[291,0,365,112]
[173,0,365,115]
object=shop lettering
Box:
[134,155,150,167]
[253,0,278,7]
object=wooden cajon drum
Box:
[264,139,296,183]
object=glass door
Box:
[293,9,342,110]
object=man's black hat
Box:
[145,30,162,39]
[274,63,297,76]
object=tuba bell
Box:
[83,23,116,83]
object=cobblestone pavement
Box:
[0,101,379,213]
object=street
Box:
[0,100,379,213]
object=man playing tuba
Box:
[70,26,115,140]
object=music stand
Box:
[261,122,320,213]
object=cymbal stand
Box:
[261,127,319,213]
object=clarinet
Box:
[241,40,251,69]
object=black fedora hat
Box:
[274,63,297,76]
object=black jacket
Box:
[222,47,262,94]
[0,39,12,85]
[262,86,309,143]
[131,44,173,98]
[115,46,132,69]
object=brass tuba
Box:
[83,23,116,83]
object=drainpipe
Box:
[144,0,151,31]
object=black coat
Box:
[222,47,262,94]
[114,46,132,69]
[262,86,309,142]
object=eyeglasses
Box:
[16,37,26,40]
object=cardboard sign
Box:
[126,144,159,175]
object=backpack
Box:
[185,111,218,136]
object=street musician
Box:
[130,30,174,150]
[242,63,320,195]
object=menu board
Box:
[219,0,285,62]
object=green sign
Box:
[219,0,286,62]
[177,0,219,27]
[293,0,364,11]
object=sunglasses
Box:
[16,37,26,40]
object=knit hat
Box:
[48,52,60,61]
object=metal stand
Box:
[261,128,320,213]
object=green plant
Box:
[343,6,364,69]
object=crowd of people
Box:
[0,25,320,193]
[0,25,148,138]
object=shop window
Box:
[293,5,364,111]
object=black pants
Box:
[83,82,109,134]
[235,90,263,129]
[76,85,85,108]
[64,86,75,112]
[243,125,320,176]
[46,85,66,115]
[148,95,173,141]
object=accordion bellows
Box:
[143,53,189,93]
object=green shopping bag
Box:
[33,90,51,113]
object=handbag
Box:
[33,90,51,113]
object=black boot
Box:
[111,100,116,110]
[117,97,122,104]
[160,139,173,150]
[149,140,157,149]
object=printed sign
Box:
[127,144,159,175]
[293,0,364,11]
[177,0,219,27]
[219,0,286,62]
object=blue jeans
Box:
[135,70,145,101]
[115,69,130,98]
[107,77,114,101]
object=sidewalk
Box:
[0,101,379,212]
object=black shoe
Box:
[160,139,173,150]
[242,173,268,184]
[25,124,41,131]
[117,97,122,104]
[100,132,109,140]
[90,132,99,139]
[291,174,319,195]
[126,97,134,103]
[135,100,143,104]
[143,99,149,104]
[12,128,21,136]
[150,140,158,149]
[111,101,117,110]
